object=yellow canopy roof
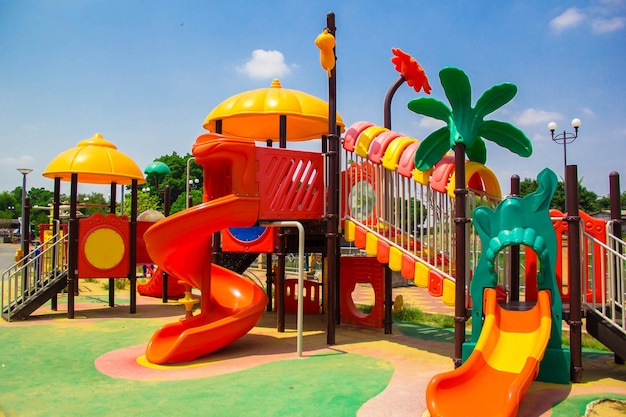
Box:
[42,133,146,185]
[203,79,345,141]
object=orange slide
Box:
[137,267,186,299]
[143,194,268,364]
[426,288,552,417]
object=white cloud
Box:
[236,49,295,80]
[550,7,586,32]
[419,117,445,130]
[581,107,595,117]
[591,16,626,32]
[0,155,35,167]
[515,108,562,127]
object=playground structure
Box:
[1,10,625,416]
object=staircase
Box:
[1,232,68,321]
[583,229,626,360]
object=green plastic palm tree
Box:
[407,67,533,366]
[408,67,532,171]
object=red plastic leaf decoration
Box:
[391,48,431,94]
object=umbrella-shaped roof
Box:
[144,161,171,177]
[42,133,146,185]
[203,79,345,141]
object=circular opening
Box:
[351,283,375,318]
[348,180,376,221]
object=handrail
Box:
[1,230,68,321]
[583,228,626,335]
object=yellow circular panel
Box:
[84,228,125,270]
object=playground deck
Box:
[1,269,625,417]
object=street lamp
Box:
[549,118,581,212]
[548,118,581,174]
[17,168,33,249]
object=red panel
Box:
[428,269,443,297]
[377,239,390,264]
[401,253,416,279]
[527,209,607,303]
[256,147,324,220]
[78,213,129,279]
[580,210,607,303]
[340,256,384,328]
[275,278,322,314]
[343,121,375,152]
[430,155,455,194]
[136,221,155,265]
[354,225,367,249]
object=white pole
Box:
[261,221,305,357]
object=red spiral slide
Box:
[143,195,268,364]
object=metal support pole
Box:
[67,173,79,319]
[609,171,624,364]
[566,165,583,383]
[129,179,138,314]
[109,182,117,307]
[325,11,338,346]
[510,175,520,302]
[453,143,468,368]
[51,177,61,311]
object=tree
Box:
[117,192,161,217]
[519,178,601,213]
[0,191,18,220]
[169,189,203,214]
[597,192,626,211]
[143,152,204,210]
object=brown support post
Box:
[453,143,468,368]
[609,171,625,364]
[266,140,274,312]
[383,266,393,333]
[109,183,117,307]
[382,75,399,335]
[275,115,288,332]
[566,165,583,383]
[276,228,286,332]
[67,173,79,319]
[325,11,338,345]
[51,178,61,311]
[266,253,273,312]
[129,179,138,314]
[161,184,171,303]
[383,76,405,131]
[510,175,521,302]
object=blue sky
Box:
[1,0,625,198]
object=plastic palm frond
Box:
[413,127,451,171]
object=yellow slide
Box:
[426,288,552,417]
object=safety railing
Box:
[1,229,68,321]
[584,225,626,335]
